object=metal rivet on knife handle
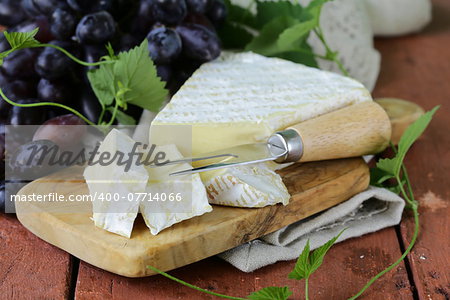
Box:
[268,130,303,163]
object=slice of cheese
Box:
[140,144,212,235]
[149,51,373,157]
[83,129,148,238]
[204,164,290,208]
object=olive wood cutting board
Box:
[15,157,369,277]
[13,98,421,277]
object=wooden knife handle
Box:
[287,101,391,162]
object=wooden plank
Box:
[373,0,450,297]
[75,228,413,299]
[0,214,73,299]
[15,158,369,278]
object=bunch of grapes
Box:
[0,0,226,211]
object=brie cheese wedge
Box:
[203,164,290,208]
[149,51,372,157]
[83,129,148,238]
[140,144,212,235]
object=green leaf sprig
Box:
[219,0,349,75]
[0,29,168,126]
[88,40,167,125]
[354,106,440,299]
[146,106,439,300]
[147,230,343,300]
[288,229,346,300]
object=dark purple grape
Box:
[50,9,77,40]
[37,78,70,103]
[1,179,26,213]
[67,0,113,13]
[134,0,157,33]
[82,45,107,71]
[0,181,5,212]
[0,34,10,53]
[206,0,227,27]
[147,26,182,64]
[35,41,73,80]
[21,0,41,17]
[76,11,116,44]
[13,17,55,43]
[76,89,102,124]
[4,80,37,101]
[186,0,210,14]
[156,64,172,82]
[152,0,187,25]
[184,13,214,29]
[120,34,140,51]
[176,23,220,62]
[0,98,10,119]
[8,99,47,125]
[8,139,61,179]
[2,49,39,79]
[0,133,5,162]
[0,0,27,27]
[26,0,69,16]
[33,114,86,150]
[168,59,201,93]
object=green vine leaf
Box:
[3,28,40,50]
[245,16,298,56]
[247,286,293,300]
[377,106,439,176]
[114,40,168,112]
[289,229,345,280]
[277,19,316,50]
[107,108,136,125]
[87,63,116,107]
[255,0,303,28]
[288,239,311,280]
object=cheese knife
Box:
[168,101,391,175]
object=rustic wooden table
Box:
[1,0,449,298]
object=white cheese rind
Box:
[150,51,372,157]
[204,164,290,208]
[83,129,148,238]
[140,144,212,235]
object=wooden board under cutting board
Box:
[15,157,369,277]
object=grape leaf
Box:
[288,239,311,280]
[245,16,298,56]
[107,107,136,125]
[87,63,116,106]
[369,167,394,187]
[87,40,168,115]
[302,0,332,23]
[218,22,254,49]
[255,0,303,28]
[308,230,344,274]
[3,28,40,50]
[224,0,257,28]
[113,40,168,112]
[289,229,345,280]
[377,106,439,176]
[247,286,293,300]
[277,42,318,67]
[277,19,316,50]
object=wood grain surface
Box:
[292,101,391,162]
[373,0,450,297]
[0,214,73,299]
[15,158,369,278]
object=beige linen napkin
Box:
[219,186,405,272]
